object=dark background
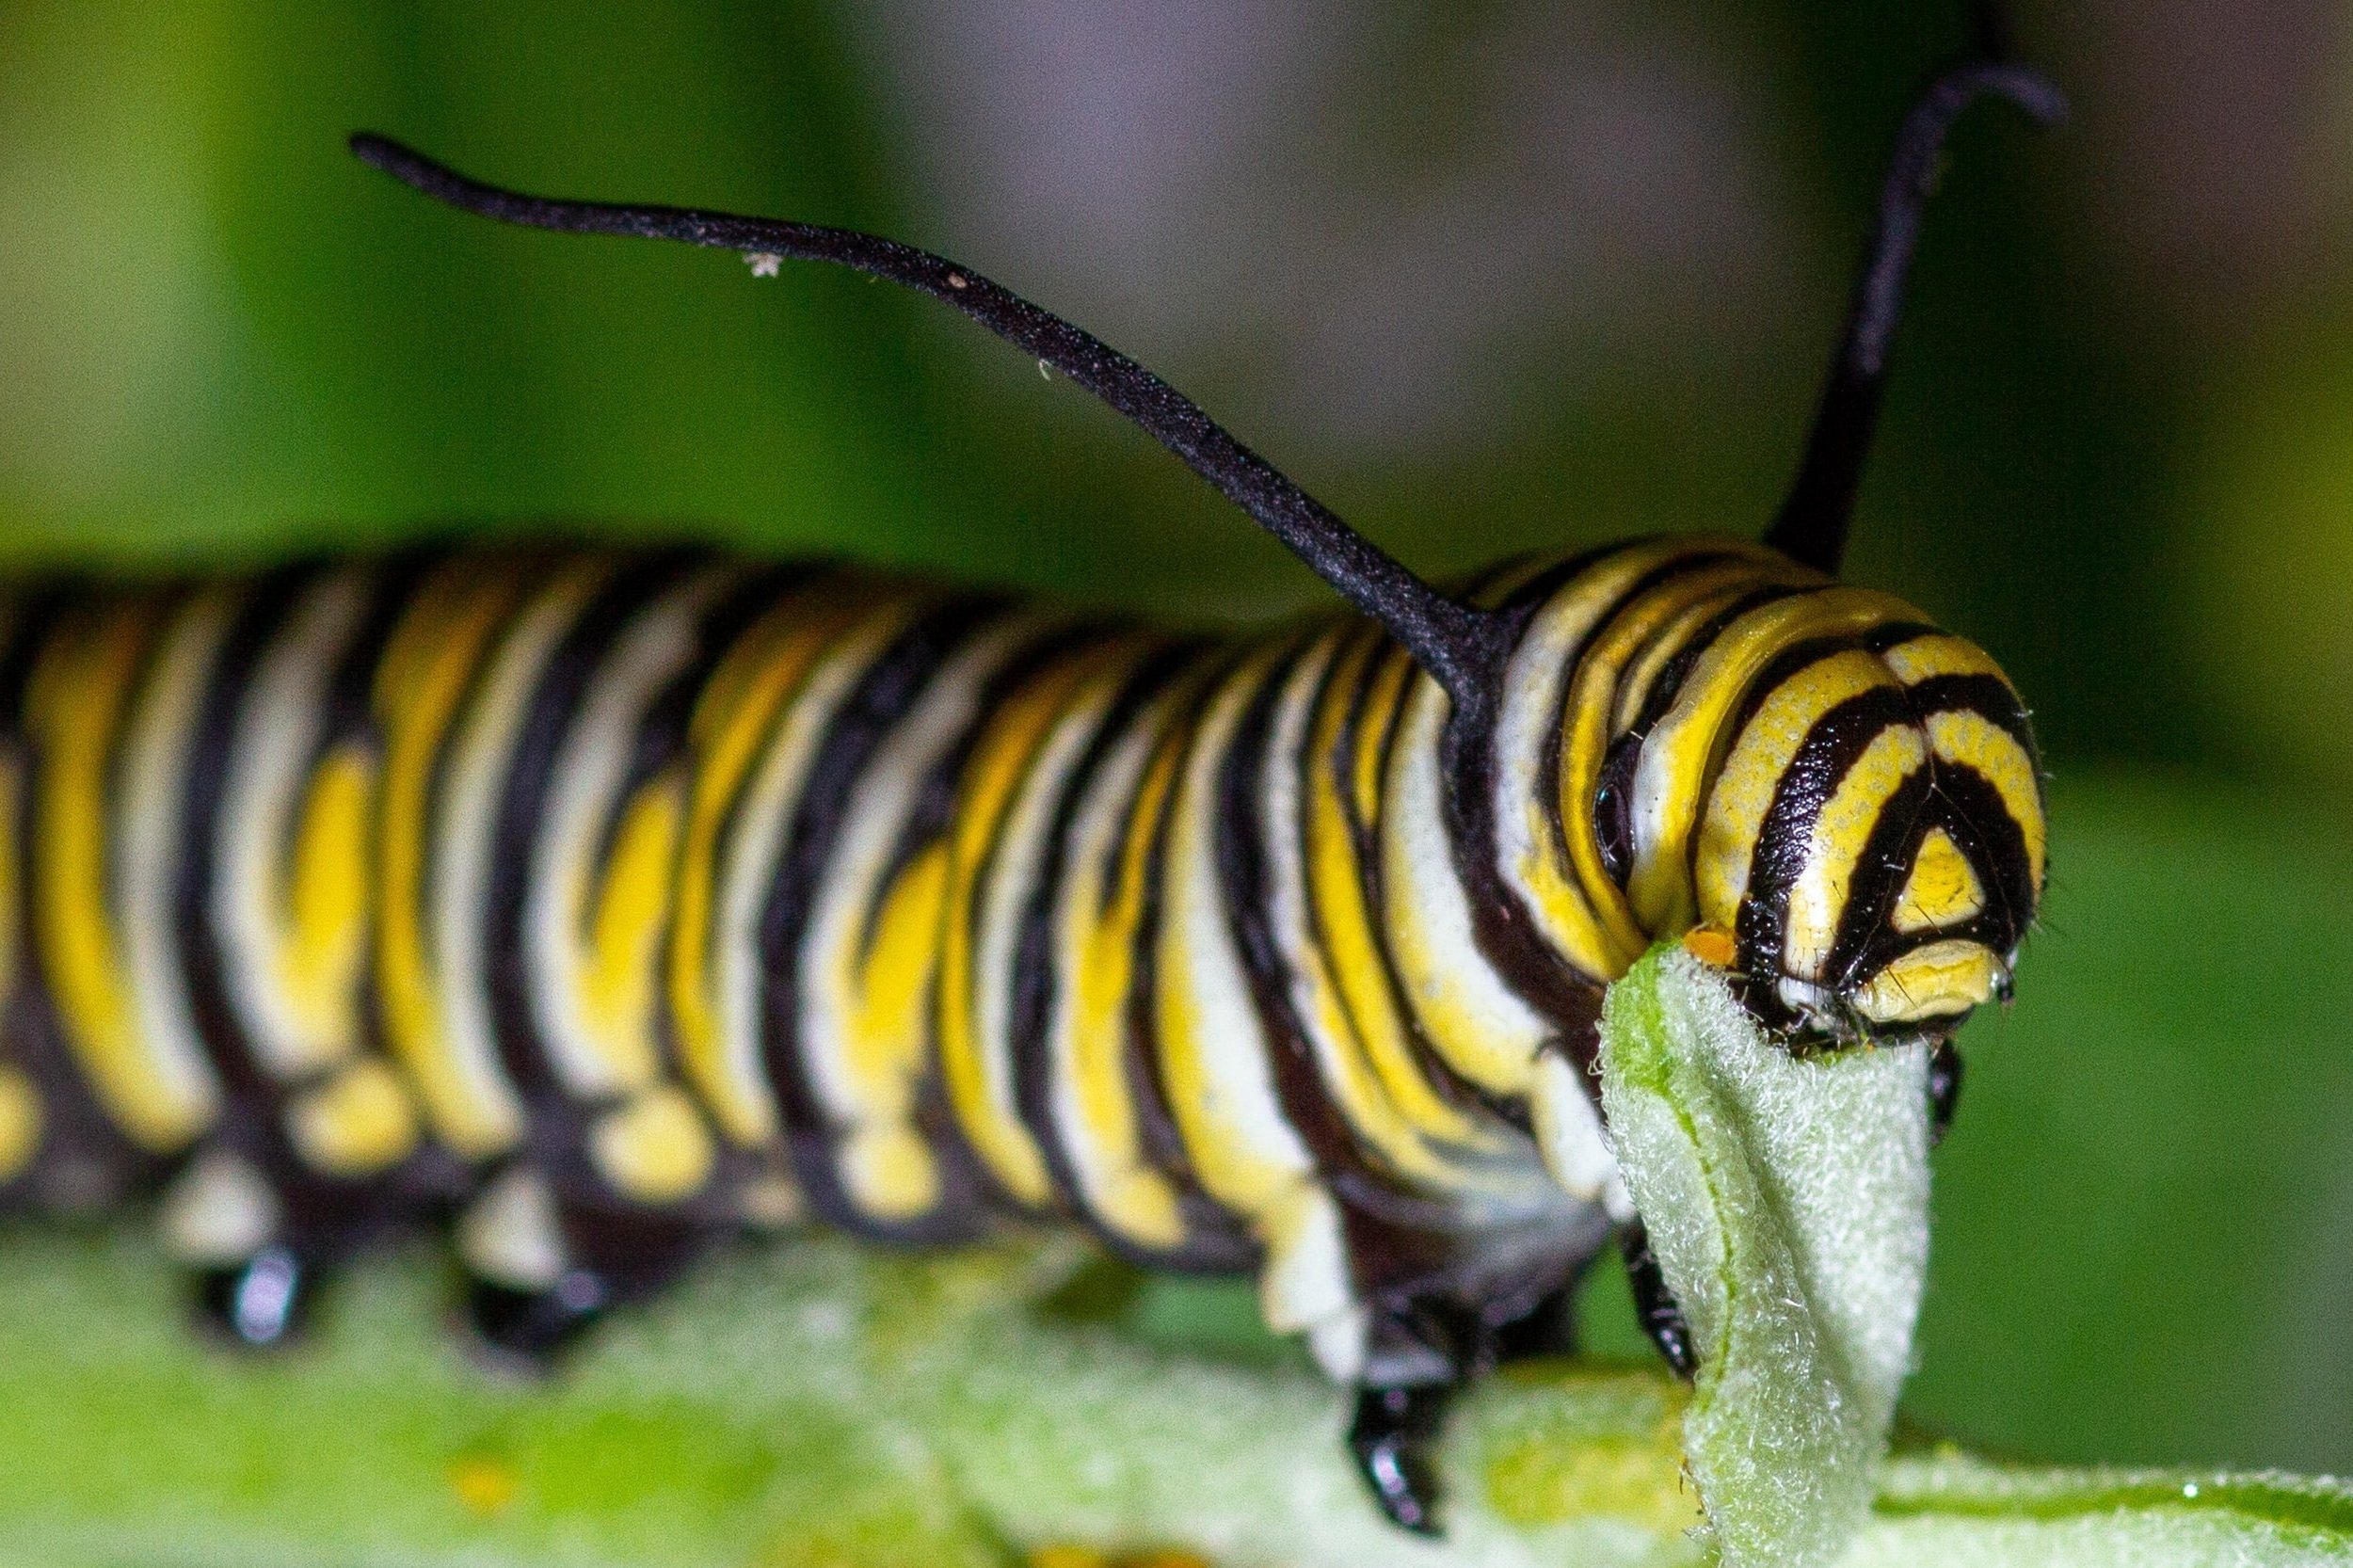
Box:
[2,0,2347,1475]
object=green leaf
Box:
[1598,944,1932,1567]
[1,1205,2345,1566]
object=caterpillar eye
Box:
[1592,733,1641,887]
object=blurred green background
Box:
[2,0,2349,1480]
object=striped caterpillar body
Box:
[0,538,2041,1485]
[0,45,2061,1536]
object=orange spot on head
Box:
[1681,925,1738,968]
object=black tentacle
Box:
[346,134,1504,710]
[1764,55,2065,573]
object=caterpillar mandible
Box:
[0,44,2059,1537]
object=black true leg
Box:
[183,1142,457,1352]
[1928,1037,1964,1144]
[1620,1223,1696,1379]
[465,1268,612,1366]
[1491,1283,1579,1364]
[1348,1383,1453,1536]
[1345,1279,1593,1531]
[194,1244,314,1349]
[463,1193,714,1369]
[1344,1298,1484,1535]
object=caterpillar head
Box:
[1680,625,2047,1047]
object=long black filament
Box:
[1763,58,2065,574]
[347,133,1500,706]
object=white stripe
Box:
[214,569,372,1078]
[1379,676,1550,1093]
[968,659,1118,1193]
[1043,699,1165,1231]
[118,589,235,1127]
[718,606,918,1138]
[795,616,1041,1147]
[525,567,739,1098]
[428,571,603,1150]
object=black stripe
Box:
[177,565,315,1103]
[861,620,1103,956]
[1904,671,2038,753]
[0,586,71,739]
[1433,546,1756,1070]
[1441,694,1607,1079]
[1817,767,1936,988]
[168,561,467,1248]
[1862,620,1941,654]
[1620,583,1812,741]
[1733,684,1920,1011]
[321,550,437,751]
[408,554,558,1011]
[591,563,812,872]
[1214,639,1485,1300]
[1342,640,1527,1132]
[1005,643,1256,1272]
[1822,760,2038,1006]
[1918,765,2039,951]
[481,554,694,1109]
[1529,552,1751,890]
[750,594,1008,1245]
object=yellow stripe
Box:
[1926,710,2046,890]
[827,844,950,1215]
[770,600,952,1222]
[1891,826,1986,933]
[1782,724,1929,980]
[1298,631,1499,1177]
[0,1064,40,1182]
[588,1084,715,1204]
[1495,540,1717,981]
[0,752,17,1021]
[374,562,536,1157]
[0,752,36,1183]
[668,581,872,1144]
[1626,584,1923,936]
[936,646,1122,1207]
[1880,632,2009,687]
[1691,648,1899,929]
[1350,644,1412,824]
[1551,560,1795,973]
[287,1058,419,1176]
[1608,562,1815,735]
[1154,646,1305,1220]
[271,742,376,1068]
[571,776,683,1095]
[212,569,376,1080]
[1051,694,1193,1251]
[1377,677,1550,1097]
[1852,937,2005,1023]
[28,598,216,1150]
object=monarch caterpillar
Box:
[0,44,2057,1537]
